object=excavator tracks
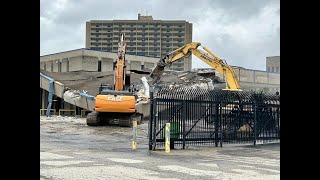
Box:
[86,111,101,126]
[86,111,142,127]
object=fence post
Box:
[132,120,137,150]
[148,90,154,150]
[152,98,157,151]
[215,103,219,147]
[182,101,186,149]
[254,102,257,145]
[165,122,170,153]
[219,103,223,147]
[277,107,280,139]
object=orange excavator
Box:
[86,33,142,127]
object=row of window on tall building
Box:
[91,22,185,27]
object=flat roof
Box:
[88,20,188,23]
[40,48,85,57]
[40,48,159,59]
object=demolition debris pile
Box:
[133,69,225,91]
[41,68,225,99]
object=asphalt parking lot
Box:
[40,116,280,180]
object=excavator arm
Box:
[114,33,126,91]
[150,42,241,91]
[150,42,200,83]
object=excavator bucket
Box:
[150,57,167,85]
[149,66,164,85]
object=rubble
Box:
[140,77,149,98]
[41,68,225,101]
[63,90,81,101]
[40,115,81,122]
[145,69,223,90]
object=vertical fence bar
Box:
[254,102,257,145]
[152,98,157,150]
[277,107,280,139]
[219,103,223,147]
[148,90,154,150]
[208,102,211,145]
[182,100,186,149]
[215,103,219,147]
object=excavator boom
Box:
[150,42,241,91]
[114,33,126,91]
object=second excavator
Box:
[150,42,241,91]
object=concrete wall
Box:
[61,58,69,72]
[83,56,99,71]
[268,73,280,84]
[240,82,280,94]
[125,60,130,70]
[40,62,46,71]
[220,67,280,93]
[69,56,83,71]
[101,57,114,72]
[239,69,255,83]
[53,59,60,72]
[255,71,268,83]
[144,62,154,69]
[45,61,53,72]
[131,61,141,70]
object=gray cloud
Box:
[41,0,279,70]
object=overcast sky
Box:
[40,0,279,70]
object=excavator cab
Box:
[98,84,113,94]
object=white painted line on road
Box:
[238,165,280,173]
[216,154,279,163]
[212,155,279,167]
[40,152,73,160]
[41,160,92,166]
[197,163,220,168]
[213,158,279,167]
[107,158,144,164]
[73,152,86,155]
[41,165,180,180]
[230,169,280,179]
[158,165,280,180]
[158,165,221,177]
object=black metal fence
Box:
[148,87,280,150]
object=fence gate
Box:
[148,87,280,150]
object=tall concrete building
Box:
[266,56,280,73]
[85,14,193,71]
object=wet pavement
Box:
[40,116,280,180]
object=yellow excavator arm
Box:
[150,42,241,91]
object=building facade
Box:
[232,66,280,94]
[85,14,193,71]
[266,56,280,73]
[40,48,159,73]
